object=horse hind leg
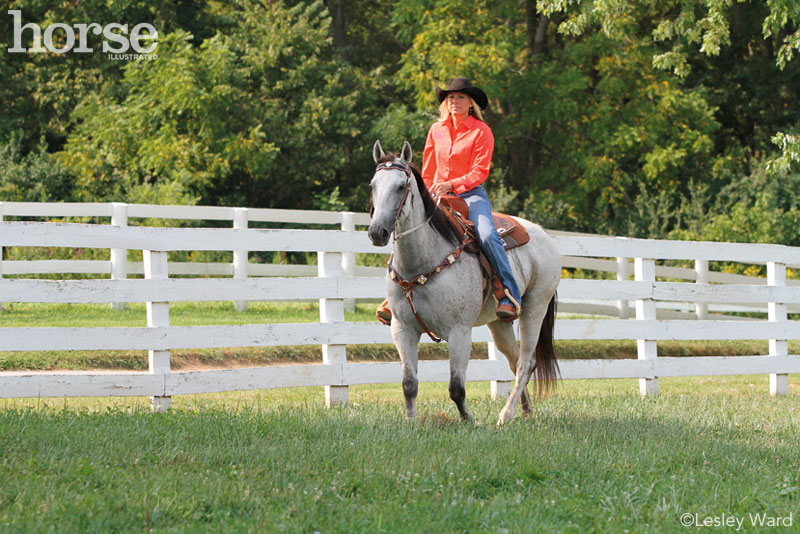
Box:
[487,321,532,414]
[497,294,557,425]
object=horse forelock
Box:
[376,153,400,165]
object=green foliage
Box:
[60,29,266,204]
[540,0,800,195]
[3,0,800,245]
[0,133,73,201]
[0,0,222,151]
[768,133,800,174]
[313,186,349,211]
[670,163,800,246]
[41,1,385,209]
[368,104,435,161]
[762,0,800,69]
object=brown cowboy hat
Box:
[435,78,489,110]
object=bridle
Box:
[370,160,413,226]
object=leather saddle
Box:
[437,194,530,303]
[438,194,530,250]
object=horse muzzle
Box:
[368,223,391,247]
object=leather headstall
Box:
[369,161,413,221]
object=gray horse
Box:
[367,141,561,425]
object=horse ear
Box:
[373,140,385,163]
[400,141,412,165]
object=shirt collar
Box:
[444,114,478,132]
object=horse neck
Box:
[392,188,453,277]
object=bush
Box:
[0,133,74,202]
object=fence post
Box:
[233,208,249,312]
[341,211,356,314]
[635,257,658,396]
[145,250,172,412]
[617,257,631,318]
[695,259,709,320]
[767,261,789,396]
[319,250,348,407]
[111,202,128,311]
[489,341,512,399]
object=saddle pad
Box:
[494,213,529,250]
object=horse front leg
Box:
[392,322,421,421]
[447,327,474,423]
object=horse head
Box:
[368,140,414,246]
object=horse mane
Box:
[377,154,462,246]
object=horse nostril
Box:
[369,225,389,245]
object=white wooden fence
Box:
[1,202,798,410]
[2,201,797,316]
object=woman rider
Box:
[377,77,521,323]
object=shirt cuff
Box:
[450,177,470,195]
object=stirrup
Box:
[496,303,517,322]
[496,290,521,322]
[376,298,392,325]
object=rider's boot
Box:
[376,298,392,325]
[496,290,521,322]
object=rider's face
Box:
[447,92,471,119]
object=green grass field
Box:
[1,378,799,533]
[2,302,799,532]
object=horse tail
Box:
[533,292,559,397]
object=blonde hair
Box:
[438,95,485,122]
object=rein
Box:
[393,195,440,240]
[370,161,471,342]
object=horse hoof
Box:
[496,409,514,426]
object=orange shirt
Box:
[421,115,494,195]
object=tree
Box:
[539,0,800,174]
[392,0,725,234]
[58,0,383,208]
[0,0,222,153]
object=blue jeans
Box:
[456,186,521,305]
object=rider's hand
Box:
[430,181,453,196]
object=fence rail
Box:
[4,200,800,314]
[1,202,797,409]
